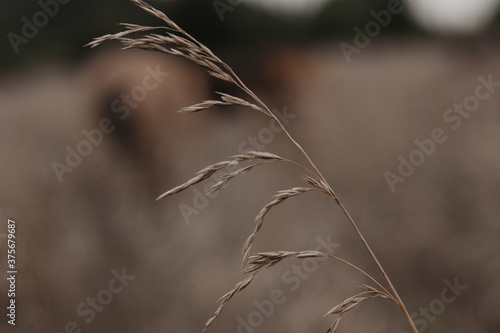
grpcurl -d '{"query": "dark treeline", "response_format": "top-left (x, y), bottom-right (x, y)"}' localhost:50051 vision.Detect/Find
top-left (1, 0), bottom-right (499, 69)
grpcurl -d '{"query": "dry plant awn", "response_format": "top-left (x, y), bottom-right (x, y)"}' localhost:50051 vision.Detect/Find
top-left (88, 1), bottom-right (419, 332)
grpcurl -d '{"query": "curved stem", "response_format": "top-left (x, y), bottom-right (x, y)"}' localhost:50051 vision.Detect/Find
top-left (222, 50), bottom-right (418, 333)
top-left (325, 254), bottom-right (395, 303)
top-left (239, 87), bottom-right (418, 333)
top-left (332, 198), bottom-right (418, 333)
top-left (208, 51), bottom-right (418, 333)
top-left (280, 158), bottom-right (317, 178)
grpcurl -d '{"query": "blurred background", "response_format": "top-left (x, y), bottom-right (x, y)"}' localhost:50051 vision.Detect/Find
top-left (1, 0), bottom-right (500, 332)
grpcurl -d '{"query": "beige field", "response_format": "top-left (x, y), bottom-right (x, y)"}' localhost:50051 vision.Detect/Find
top-left (1, 34), bottom-right (499, 332)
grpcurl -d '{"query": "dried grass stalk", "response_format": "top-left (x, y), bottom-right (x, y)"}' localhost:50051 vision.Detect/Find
top-left (218, 92), bottom-right (265, 113)
top-left (303, 174), bottom-right (331, 194)
top-left (325, 293), bottom-right (375, 315)
top-left (327, 316), bottom-right (342, 333)
top-left (156, 161), bottom-right (232, 200)
top-left (242, 187), bottom-right (318, 267)
top-left (204, 250), bottom-right (336, 332)
top-left (178, 100), bottom-right (230, 113)
top-left (208, 162), bottom-right (268, 194)
top-left (203, 273), bottom-right (257, 332)
top-left (233, 151), bottom-right (283, 162)
top-left (156, 151), bottom-right (287, 200)
top-left (324, 285), bottom-right (391, 332)
top-left (243, 250), bottom-right (331, 274)
top-left (90, 2), bottom-right (419, 333)
top-left (204, 251), bottom-right (392, 332)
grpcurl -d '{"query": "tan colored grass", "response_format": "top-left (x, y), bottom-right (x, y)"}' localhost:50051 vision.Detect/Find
top-left (89, 1), bottom-right (419, 333)
top-left (241, 188), bottom-right (319, 267)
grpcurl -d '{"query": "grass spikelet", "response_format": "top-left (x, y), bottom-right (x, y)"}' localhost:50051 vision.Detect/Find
top-left (327, 316), bottom-right (342, 333)
top-left (157, 151), bottom-right (288, 200)
top-left (324, 286), bottom-right (391, 332)
top-left (204, 250), bottom-right (333, 332)
top-left (178, 100), bottom-right (230, 113)
top-left (242, 187), bottom-right (317, 267)
top-left (207, 163), bottom-right (269, 195)
top-left (202, 273), bottom-right (257, 333)
top-left (91, 2), bottom-right (420, 333)
top-left (156, 161), bottom-right (232, 200)
top-left (243, 250), bottom-right (331, 274)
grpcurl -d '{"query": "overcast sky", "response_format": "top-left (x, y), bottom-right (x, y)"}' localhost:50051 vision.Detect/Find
top-left (248, 0), bottom-right (500, 34)
top-left (406, 0), bottom-right (500, 34)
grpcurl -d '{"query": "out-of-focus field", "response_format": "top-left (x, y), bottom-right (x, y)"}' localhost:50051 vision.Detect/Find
top-left (1, 36), bottom-right (499, 333)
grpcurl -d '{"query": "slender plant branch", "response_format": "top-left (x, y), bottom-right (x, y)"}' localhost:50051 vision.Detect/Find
top-left (325, 254), bottom-right (396, 303)
top-left (236, 55), bottom-right (419, 333)
top-left (89, 1), bottom-right (418, 331)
